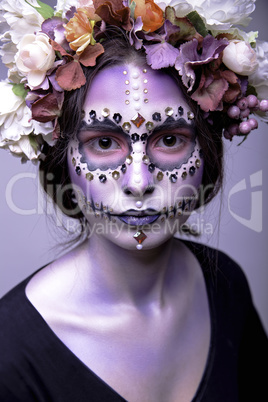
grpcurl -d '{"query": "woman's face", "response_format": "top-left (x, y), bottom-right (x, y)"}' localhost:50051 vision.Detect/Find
top-left (67, 64), bottom-right (203, 250)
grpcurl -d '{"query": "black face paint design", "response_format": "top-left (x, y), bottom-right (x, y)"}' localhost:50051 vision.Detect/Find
top-left (146, 117), bottom-right (196, 172)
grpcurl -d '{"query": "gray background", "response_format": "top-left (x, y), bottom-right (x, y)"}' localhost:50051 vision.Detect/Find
top-left (0, 0), bottom-right (267, 332)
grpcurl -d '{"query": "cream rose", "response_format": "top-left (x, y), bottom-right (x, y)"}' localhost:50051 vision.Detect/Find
top-left (15, 33), bottom-right (55, 88)
top-left (222, 40), bottom-right (258, 76)
top-left (0, 80), bottom-right (53, 154)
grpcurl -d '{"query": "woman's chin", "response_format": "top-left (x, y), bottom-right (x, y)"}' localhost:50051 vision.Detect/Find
top-left (88, 218), bottom-right (185, 251)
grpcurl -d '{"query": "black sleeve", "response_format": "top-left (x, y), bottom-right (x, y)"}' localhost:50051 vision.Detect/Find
top-left (238, 302), bottom-right (268, 400)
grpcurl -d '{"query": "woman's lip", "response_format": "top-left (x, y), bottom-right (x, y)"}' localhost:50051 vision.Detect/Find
top-left (119, 208), bottom-right (159, 217)
top-left (118, 214), bottom-right (160, 226)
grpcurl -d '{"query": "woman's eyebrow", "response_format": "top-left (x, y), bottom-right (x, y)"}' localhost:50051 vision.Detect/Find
top-left (151, 117), bottom-right (196, 136)
top-left (79, 118), bottom-right (125, 134)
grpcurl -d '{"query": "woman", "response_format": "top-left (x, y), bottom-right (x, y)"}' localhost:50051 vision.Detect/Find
top-left (0, 0), bottom-right (267, 401)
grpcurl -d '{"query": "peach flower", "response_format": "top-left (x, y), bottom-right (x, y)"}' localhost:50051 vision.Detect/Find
top-left (64, 7), bottom-right (100, 54)
top-left (134, 0), bottom-right (164, 32)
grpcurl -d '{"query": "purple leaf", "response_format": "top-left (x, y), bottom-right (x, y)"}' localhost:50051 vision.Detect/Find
top-left (129, 16), bottom-right (143, 50)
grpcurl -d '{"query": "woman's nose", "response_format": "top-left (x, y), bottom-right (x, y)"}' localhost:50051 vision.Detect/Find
top-left (121, 159), bottom-right (155, 197)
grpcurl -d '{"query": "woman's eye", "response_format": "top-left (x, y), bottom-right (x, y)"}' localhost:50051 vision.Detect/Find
top-left (88, 136), bottom-right (121, 152)
top-left (99, 137), bottom-right (112, 149)
top-left (155, 135), bottom-right (184, 149)
top-left (163, 135), bottom-right (177, 147)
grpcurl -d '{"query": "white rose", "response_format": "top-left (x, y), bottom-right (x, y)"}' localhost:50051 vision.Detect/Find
top-left (2, 136), bottom-right (42, 161)
top-left (0, 0), bottom-right (44, 45)
top-left (249, 41), bottom-right (268, 98)
top-left (15, 33), bottom-right (55, 88)
top-left (0, 0), bottom-right (45, 79)
top-left (222, 40), bottom-right (258, 76)
top-left (0, 80), bottom-right (53, 144)
top-left (156, 0), bottom-right (256, 31)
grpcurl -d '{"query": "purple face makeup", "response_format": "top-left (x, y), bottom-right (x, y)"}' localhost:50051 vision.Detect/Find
top-left (67, 64), bottom-right (204, 250)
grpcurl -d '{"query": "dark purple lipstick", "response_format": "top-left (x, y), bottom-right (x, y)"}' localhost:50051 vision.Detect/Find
top-left (117, 208), bottom-right (160, 226)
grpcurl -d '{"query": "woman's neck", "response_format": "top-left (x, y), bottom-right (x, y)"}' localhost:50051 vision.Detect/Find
top-left (65, 234), bottom-right (187, 312)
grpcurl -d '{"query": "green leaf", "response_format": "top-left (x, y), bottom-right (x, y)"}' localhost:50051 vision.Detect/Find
top-left (246, 85), bottom-right (258, 97)
top-left (237, 134), bottom-right (249, 146)
top-left (130, 1), bottom-right (136, 20)
top-left (12, 83), bottom-right (28, 99)
top-left (25, 0), bottom-right (54, 19)
top-left (186, 11), bottom-right (208, 37)
top-left (28, 134), bottom-right (39, 154)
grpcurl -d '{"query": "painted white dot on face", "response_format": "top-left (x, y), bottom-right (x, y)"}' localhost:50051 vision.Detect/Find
top-left (132, 82), bottom-right (139, 90)
top-left (134, 175), bottom-right (141, 183)
top-left (134, 165), bottom-right (141, 174)
top-left (132, 71), bottom-right (140, 79)
top-left (133, 154), bottom-right (142, 163)
top-left (134, 143), bottom-right (142, 153)
top-left (133, 93), bottom-right (140, 101)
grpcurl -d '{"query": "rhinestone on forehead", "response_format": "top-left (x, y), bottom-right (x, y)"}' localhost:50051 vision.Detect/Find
top-left (141, 133), bottom-right (148, 141)
top-left (178, 106), bottom-right (184, 116)
top-left (122, 122), bottom-right (131, 132)
top-left (102, 108), bottom-right (110, 117)
top-left (152, 112), bottom-right (161, 121)
top-left (131, 113), bottom-right (145, 128)
top-left (165, 107), bottom-right (174, 116)
top-left (131, 133), bottom-right (140, 142)
top-left (113, 113), bottom-right (122, 123)
top-left (89, 110), bottom-right (96, 119)
top-left (145, 121), bottom-right (154, 131)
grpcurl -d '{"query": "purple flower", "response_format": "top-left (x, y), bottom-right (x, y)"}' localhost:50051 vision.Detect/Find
top-left (145, 41), bottom-right (180, 69)
top-left (175, 35), bottom-right (229, 91)
top-left (42, 17), bottom-right (69, 52)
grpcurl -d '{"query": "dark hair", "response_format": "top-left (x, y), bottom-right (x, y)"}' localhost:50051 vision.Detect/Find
top-left (40, 27), bottom-right (223, 233)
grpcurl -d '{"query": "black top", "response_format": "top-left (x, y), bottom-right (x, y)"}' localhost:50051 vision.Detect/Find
top-left (0, 241), bottom-right (267, 402)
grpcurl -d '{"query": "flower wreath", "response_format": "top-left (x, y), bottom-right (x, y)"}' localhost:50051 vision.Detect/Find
top-left (0, 0), bottom-right (267, 161)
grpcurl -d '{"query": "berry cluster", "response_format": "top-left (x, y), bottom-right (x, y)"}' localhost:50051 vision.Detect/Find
top-left (224, 95), bottom-right (268, 140)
